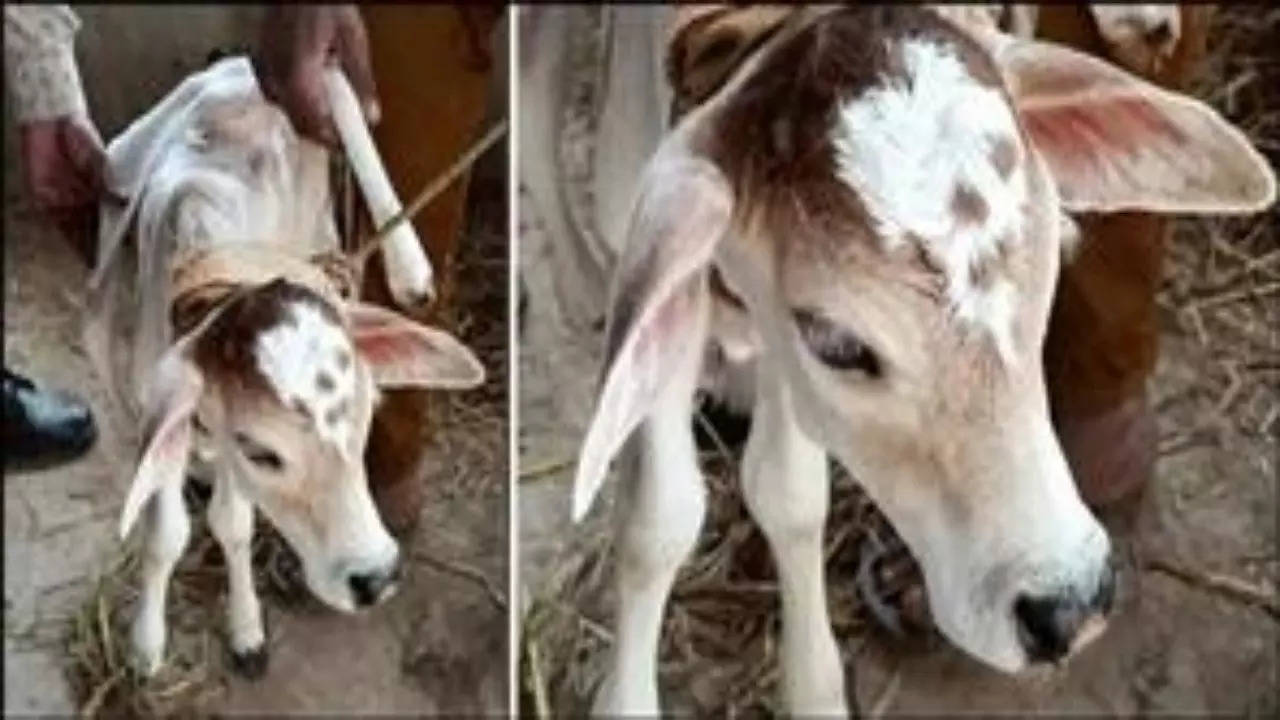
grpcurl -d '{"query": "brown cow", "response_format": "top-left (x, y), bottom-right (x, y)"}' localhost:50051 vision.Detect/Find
top-left (1037, 5), bottom-right (1217, 523)
top-left (359, 5), bottom-right (502, 533)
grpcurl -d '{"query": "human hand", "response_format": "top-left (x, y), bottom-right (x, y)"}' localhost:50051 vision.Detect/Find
top-left (252, 5), bottom-right (380, 147)
top-left (19, 117), bottom-right (107, 265)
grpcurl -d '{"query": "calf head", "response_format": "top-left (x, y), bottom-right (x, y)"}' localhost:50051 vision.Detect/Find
top-left (576, 7), bottom-right (1273, 672)
top-left (120, 279), bottom-right (484, 612)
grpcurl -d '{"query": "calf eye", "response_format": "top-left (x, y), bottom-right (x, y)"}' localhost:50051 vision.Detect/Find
top-left (793, 308), bottom-right (882, 377)
top-left (233, 432), bottom-right (285, 472)
top-left (247, 449), bottom-right (284, 472)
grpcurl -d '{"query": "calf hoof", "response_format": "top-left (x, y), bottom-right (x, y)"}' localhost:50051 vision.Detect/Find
top-left (129, 615), bottom-right (165, 678)
top-left (129, 647), bottom-right (163, 679)
top-left (230, 644), bottom-right (269, 680)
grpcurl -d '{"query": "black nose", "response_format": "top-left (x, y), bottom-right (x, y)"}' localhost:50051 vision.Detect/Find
top-left (1015, 562), bottom-right (1116, 664)
top-left (1014, 593), bottom-right (1078, 663)
top-left (348, 564), bottom-right (401, 607)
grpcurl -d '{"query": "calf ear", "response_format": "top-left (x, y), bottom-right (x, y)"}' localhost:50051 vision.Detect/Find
top-left (119, 348), bottom-right (204, 540)
top-left (346, 303), bottom-right (485, 390)
top-left (572, 151), bottom-right (733, 521)
top-left (993, 36), bottom-right (1276, 214)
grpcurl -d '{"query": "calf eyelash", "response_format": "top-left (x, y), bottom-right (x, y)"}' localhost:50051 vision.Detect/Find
top-left (793, 308), bottom-right (883, 377)
top-left (233, 432), bottom-right (285, 472)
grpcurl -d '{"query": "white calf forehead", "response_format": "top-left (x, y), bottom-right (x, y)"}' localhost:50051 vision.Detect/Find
top-left (254, 300), bottom-right (357, 451)
top-left (831, 38), bottom-right (1026, 361)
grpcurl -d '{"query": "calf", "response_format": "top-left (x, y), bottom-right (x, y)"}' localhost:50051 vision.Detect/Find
top-left (89, 56), bottom-right (485, 677)
top-left (525, 6), bottom-right (1274, 715)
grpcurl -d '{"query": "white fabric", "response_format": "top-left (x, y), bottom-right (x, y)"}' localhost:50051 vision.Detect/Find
top-left (86, 56), bottom-right (336, 419)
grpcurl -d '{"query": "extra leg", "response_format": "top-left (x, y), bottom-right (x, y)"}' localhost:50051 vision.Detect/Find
top-left (742, 365), bottom-right (847, 715)
top-left (594, 391), bottom-right (706, 714)
top-left (130, 478), bottom-right (190, 676)
top-left (594, 312), bottom-right (709, 715)
top-left (206, 472), bottom-right (267, 677)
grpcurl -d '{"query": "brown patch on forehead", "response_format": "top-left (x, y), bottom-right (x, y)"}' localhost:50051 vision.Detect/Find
top-left (951, 183), bottom-right (990, 226)
top-left (192, 278), bottom-right (343, 397)
top-left (990, 136), bottom-right (1019, 180)
top-left (700, 6), bottom-right (1009, 252)
top-left (316, 371), bottom-right (336, 393)
top-left (290, 397), bottom-right (312, 422)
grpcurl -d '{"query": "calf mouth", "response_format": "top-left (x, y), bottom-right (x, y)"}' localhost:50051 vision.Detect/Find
top-left (347, 563), bottom-right (404, 609)
top-left (343, 558), bottom-right (401, 607)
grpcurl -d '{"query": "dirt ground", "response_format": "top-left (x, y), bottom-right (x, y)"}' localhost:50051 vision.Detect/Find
top-left (4, 7), bottom-right (509, 716)
top-left (517, 7), bottom-right (1278, 717)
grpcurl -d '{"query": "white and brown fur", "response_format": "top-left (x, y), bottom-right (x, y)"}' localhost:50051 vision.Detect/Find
top-left (522, 5), bottom-right (1275, 715)
top-left (98, 56), bottom-right (485, 678)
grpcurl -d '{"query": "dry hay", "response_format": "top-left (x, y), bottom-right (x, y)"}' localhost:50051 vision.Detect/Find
top-left (65, 141), bottom-right (510, 719)
top-left (519, 6), bottom-right (1279, 716)
top-left (65, 488), bottom-right (318, 719)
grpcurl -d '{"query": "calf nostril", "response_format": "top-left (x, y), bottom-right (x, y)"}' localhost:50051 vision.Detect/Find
top-left (348, 571), bottom-right (389, 607)
top-left (1014, 594), bottom-right (1077, 664)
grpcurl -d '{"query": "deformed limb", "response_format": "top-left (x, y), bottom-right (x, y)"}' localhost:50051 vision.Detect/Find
top-left (594, 374), bottom-right (708, 715)
top-left (206, 469), bottom-right (267, 678)
top-left (129, 478), bottom-right (190, 677)
top-left (741, 363), bottom-right (848, 716)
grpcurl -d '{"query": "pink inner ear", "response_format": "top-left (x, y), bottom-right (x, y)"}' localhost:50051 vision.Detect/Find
top-left (348, 303), bottom-right (483, 388)
top-left (149, 419), bottom-right (193, 472)
top-left (1023, 94), bottom-right (1185, 176)
top-left (1004, 35), bottom-right (1275, 214)
top-left (573, 277), bottom-right (705, 520)
top-left (348, 303), bottom-right (419, 368)
top-left (352, 328), bottom-right (404, 366)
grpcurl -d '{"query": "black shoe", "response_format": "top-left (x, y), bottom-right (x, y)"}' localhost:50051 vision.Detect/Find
top-left (3, 368), bottom-right (97, 472)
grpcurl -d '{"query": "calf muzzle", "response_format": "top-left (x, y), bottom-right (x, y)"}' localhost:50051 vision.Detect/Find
top-left (348, 561), bottom-right (403, 608)
top-left (1013, 557), bottom-right (1117, 664)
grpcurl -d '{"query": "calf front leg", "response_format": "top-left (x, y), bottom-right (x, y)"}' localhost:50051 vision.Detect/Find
top-left (131, 479), bottom-right (190, 676)
top-left (742, 366), bottom-right (847, 715)
top-left (207, 472), bottom-right (267, 677)
top-left (594, 362), bottom-right (706, 714)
